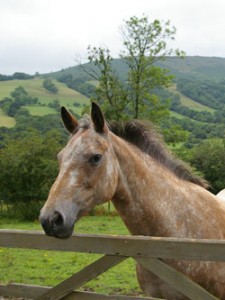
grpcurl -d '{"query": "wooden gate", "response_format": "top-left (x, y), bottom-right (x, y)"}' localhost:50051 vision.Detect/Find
top-left (0, 229), bottom-right (225, 299)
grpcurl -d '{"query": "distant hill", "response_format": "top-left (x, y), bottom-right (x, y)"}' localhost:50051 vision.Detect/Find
top-left (49, 56), bottom-right (225, 82)
top-left (46, 55), bottom-right (225, 122)
top-left (1, 56), bottom-right (225, 133)
top-left (156, 56), bottom-right (225, 81)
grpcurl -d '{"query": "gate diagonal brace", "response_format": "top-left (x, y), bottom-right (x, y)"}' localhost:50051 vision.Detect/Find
top-left (135, 257), bottom-right (219, 300)
top-left (35, 254), bottom-right (126, 300)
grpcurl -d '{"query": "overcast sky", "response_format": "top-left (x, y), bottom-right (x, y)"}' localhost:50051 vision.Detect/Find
top-left (1, 0), bottom-right (225, 75)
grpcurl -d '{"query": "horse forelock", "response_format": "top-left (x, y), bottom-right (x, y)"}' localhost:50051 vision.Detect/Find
top-left (109, 120), bottom-right (208, 189)
top-left (69, 114), bottom-right (91, 135)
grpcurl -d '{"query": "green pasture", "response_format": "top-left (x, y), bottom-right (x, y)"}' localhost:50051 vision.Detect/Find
top-left (0, 78), bottom-right (90, 125)
top-left (169, 111), bottom-right (205, 123)
top-left (0, 109), bottom-right (16, 127)
top-left (25, 105), bottom-right (56, 116)
top-left (170, 111), bottom-right (186, 119)
top-left (87, 80), bottom-right (99, 86)
top-left (0, 215), bottom-right (143, 297)
top-left (0, 78), bottom-right (89, 128)
top-left (0, 78), bottom-right (89, 107)
top-left (169, 85), bottom-right (214, 113)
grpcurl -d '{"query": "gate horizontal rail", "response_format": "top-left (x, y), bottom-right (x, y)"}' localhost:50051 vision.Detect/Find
top-left (1, 229), bottom-right (225, 261)
top-left (0, 283), bottom-right (158, 300)
top-left (0, 229), bottom-right (224, 300)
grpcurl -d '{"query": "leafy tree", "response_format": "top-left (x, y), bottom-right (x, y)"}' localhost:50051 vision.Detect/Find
top-left (0, 97), bottom-right (13, 115)
top-left (190, 138), bottom-right (225, 193)
top-left (0, 130), bottom-right (61, 204)
top-left (0, 72), bottom-right (33, 81)
top-left (162, 123), bottom-right (189, 146)
top-left (86, 47), bottom-right (128, 120)
top-left (121, 16), bottom-right (184, 119)
top-left (87, 15), bottom-right (184, 121)
top-left (48, 99), bottom-right (60, 110)
top-left (177, 79), bottom-right (225, 110)
top-left (0, 86), bottom-right (39, 117)
top-left (43, 78), bottom-right (58, 93)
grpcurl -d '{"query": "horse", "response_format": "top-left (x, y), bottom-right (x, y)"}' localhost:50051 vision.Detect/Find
top-left (217, 189), bottom-right (225, 202)
top-left (39, 102), bottom-right (225, 299)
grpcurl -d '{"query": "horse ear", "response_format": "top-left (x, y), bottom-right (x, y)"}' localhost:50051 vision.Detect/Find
top-left (91, 102), bottom-right (105, 133)
top-left (61, 107), bottom-right (78, 133)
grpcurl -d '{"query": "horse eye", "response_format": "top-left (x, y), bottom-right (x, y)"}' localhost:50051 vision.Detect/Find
top-left (89, 154), bottom-right (102, 165)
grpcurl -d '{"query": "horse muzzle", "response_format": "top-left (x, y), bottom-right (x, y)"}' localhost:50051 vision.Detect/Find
top-left (39, 210), bottom-right (75, 239)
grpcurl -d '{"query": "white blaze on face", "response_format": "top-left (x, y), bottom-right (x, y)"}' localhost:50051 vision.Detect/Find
top-left (56, 134), bottom-right (85, 187)
top-left (68, 170), bottom-right (79, 187)
top-left (41, 134), bottom-right (84, 214)
top-left (106, 156), bottom-right (114, 177)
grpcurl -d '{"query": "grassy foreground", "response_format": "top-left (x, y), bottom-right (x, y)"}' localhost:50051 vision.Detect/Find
top-left (0, 215), bottom-right (143, 296)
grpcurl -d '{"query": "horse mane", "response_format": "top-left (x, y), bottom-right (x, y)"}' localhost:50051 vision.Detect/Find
top-left (109, 120), bottom-right (209, 189)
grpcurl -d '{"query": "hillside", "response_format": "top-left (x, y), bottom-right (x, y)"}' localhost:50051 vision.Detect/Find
top-left (47, 55), bottom-right (225, 123)
top-left (49, 56), bottom-right (225, 121)
top-left (0, 78), bottom-right (89, 108)
top-left (50, 56), bottom-right (225, 82)
top-left (0, 78), bottom-right (89, 127)
top-left (1, 56), bottom-right (225, 136)
top-left (168, 85), bottom-right (214, 113)
top-left (156, 56), bottom-right (225, 81)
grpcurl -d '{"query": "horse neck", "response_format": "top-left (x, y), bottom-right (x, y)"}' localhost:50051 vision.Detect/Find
top-left (110, 134), bottom-right (225, 240)
top-left (111, 133), bottom-right (178, 237)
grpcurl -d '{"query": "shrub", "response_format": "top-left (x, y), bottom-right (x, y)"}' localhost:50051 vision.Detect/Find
top-left (190, 138), bottom-right (225, 193)
top-left (43, 79), bottom-right (58, 93)
top-left (0, 130), bottom-right (61, 205)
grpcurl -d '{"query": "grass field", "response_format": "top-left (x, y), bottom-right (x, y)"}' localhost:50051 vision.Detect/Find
top-left (25, 105), bottom-right (56, 116)
top-left (0, 78), bottom-right (89, 107)
top-left (0, 215), bottom-right (143, 297)
top-left (0, 78), bottom-right (90, 125)
top-left (169, 85), bottom-right (214, 113)
top-left (170, 111), bottom-right (187, 120)
top-left (0, 109), bottom-right (16, 127)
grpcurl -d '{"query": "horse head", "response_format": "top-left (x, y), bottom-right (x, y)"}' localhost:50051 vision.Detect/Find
top-left (39, 103), bottom-right (119, 238)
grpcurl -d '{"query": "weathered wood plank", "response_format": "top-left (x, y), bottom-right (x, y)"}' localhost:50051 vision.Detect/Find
top-left (0, 283), bottom-right (46, 298)
top-left (63, 291), bottom-right (161, 300)
top-left (35, 255), bottom-right (126, 300)
top-left (135, 257), bottom-right (219, 300)
top-left (0, 284), bottom-right (160, 300)
top-left (0, 229), bottom-right (225, 262)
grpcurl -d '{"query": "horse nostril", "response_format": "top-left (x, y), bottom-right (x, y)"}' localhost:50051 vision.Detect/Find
top-left (40, 210), bottom-right (74, 239)
top-left (52, 211), bottom-right (64, 227)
